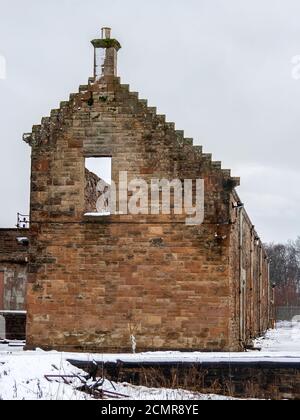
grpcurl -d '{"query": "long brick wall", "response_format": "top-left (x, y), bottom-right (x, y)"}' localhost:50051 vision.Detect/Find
top-left (229, 194), bottom-right (271, 348)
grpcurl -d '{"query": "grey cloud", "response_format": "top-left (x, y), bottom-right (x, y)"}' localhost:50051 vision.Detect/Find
top-left (1, 0), bottom-right (300, 242)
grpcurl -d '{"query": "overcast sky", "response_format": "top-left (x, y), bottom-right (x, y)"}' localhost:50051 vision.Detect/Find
top-left (0, 0), bottom-right (300, 243)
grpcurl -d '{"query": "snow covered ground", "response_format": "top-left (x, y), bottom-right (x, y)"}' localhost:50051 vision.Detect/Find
top-left (254, 320), bottom-right (300, 353)
top-left (0, 351), bottom-right (236, 400)
top-left (0, 321), bottom-right (299, 400)
top-left (0, 351), bottom-right (89, 400)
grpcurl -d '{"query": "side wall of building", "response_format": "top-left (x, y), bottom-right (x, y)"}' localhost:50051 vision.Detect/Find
top-left (228, 193), bottom-right (270, 348)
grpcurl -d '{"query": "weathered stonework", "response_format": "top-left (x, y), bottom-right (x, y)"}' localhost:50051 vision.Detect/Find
top-left (23, 30), bottom-right (271, 352)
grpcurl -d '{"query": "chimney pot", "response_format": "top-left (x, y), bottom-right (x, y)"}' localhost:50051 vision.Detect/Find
top-left (102, 27), bottom-right (111, 39)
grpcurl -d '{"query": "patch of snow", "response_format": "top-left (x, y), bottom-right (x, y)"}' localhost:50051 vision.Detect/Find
top-left (253, 321), bottom-right (300, 353)
top-left (0, 311), bottom-right (27, 315)
top-left (84, 212), bottom-right (111, 217)
top-left (0, 353), bottom-right (90, 400)
top-left (16, 237), bottom-right (29, 243)
top-left (68, 352), bottom-right (300, 364)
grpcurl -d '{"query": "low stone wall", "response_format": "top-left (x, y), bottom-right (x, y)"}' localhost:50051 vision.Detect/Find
top-left (69, 359), bottom-right (300, 400)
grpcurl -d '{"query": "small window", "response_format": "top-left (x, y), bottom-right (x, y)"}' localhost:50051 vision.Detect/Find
top-left (85, 157), bottom-right (112, 216)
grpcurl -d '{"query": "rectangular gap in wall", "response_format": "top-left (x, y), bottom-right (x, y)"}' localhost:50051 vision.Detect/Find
top-left (85, 157), bottom-right (112, 216)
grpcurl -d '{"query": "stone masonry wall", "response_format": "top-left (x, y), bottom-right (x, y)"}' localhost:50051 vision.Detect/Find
top-left (24, 74), bottom-right (269, 352)
top-left (228, 194), bottom-right (270, 348)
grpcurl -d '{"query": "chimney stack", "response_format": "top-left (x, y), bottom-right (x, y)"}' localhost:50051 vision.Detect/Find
top-left (91, 28), bottom-right (121, 79)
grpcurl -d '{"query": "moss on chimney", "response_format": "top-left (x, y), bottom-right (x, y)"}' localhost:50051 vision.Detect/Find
top-left (91, 39), bottom-right (122, 50)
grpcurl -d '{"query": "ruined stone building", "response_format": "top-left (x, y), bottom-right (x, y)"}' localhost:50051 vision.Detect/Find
top-left (0, 28), bottom-right (271, 351)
